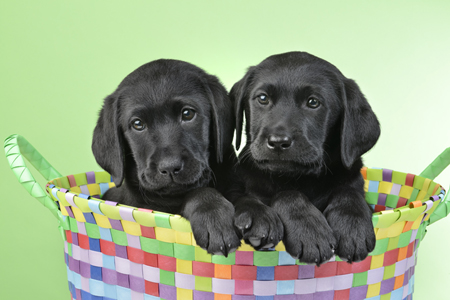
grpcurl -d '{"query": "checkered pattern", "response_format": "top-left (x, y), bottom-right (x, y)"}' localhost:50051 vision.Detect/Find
top-left (45, 169), bottom-right (445, 299)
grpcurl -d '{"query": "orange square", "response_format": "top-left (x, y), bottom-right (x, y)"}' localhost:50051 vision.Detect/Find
top-left (394, 274), bottom-right (405, 290)
top-left (397, 246), bottom-right (408, 261)
top-left (402, 221), bottom-right (414, 233)
top-left (215, 294), bottom-right (232, 300)
top-left (215, 264), bottom-right (232, 279)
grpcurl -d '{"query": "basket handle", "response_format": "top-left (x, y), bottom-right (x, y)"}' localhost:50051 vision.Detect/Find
top-left (419, 147), bottom-right (450, 225)
top-left (4, 134), bottom-right (63, 222)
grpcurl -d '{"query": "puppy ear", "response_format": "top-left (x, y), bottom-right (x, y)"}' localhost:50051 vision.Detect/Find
top-left (92, 93), bottom-right (125, 186)
top-left (229, 67), bottom-right (255, 150)
top-left (340, 79), bottom-right (380, 168)
top-left (204, 75), bottom-right (234, 163)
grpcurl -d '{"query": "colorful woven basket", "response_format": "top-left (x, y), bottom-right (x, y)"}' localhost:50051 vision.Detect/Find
top-left (4, 134), bottom-right (450, 300)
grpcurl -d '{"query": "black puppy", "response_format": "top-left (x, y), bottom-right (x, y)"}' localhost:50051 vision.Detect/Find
top-left (229, 51), bottom-right (380, 264)
top-left (92, 59), bottom-right (240, 256)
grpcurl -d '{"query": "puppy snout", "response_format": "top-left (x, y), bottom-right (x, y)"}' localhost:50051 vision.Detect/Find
top-left (267, 134), bottom-right (293, 150)
top-left (158, 158), bottom-right (184, 176)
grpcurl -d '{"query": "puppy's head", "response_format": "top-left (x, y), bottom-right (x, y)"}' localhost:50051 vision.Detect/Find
top-left (92, 59), bottom-right (233, 196)
top-left (231, 51), bottom-right (380, 174)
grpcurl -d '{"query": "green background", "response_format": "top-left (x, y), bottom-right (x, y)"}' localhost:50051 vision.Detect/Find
top-left (1, 1), bottom-right (450, 299)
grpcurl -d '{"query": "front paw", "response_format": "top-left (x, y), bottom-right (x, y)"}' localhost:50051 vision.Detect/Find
top-left (326, 211), bottom-right (375, 263)
top-left (234, 203), bottom-right (284, 250)
top-left (282, 212), bottom-right (336, 265)
top-left (189, 201), bottom-right (241, 257)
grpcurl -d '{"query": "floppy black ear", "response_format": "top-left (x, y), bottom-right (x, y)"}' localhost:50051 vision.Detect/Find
top-left (92, 94), bottom-right (125, 186)
top-left (203, 75), bottom-right (234, 163)
top-left (229, 67), bottom-right (255, 150)
top-left (340, 78), bottom-right (380, 169)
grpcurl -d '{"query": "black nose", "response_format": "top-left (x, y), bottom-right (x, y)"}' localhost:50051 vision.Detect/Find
top-left (158, 158), bottom-right (184, 176)
top-left (267, 134), bottom-right (292, 150)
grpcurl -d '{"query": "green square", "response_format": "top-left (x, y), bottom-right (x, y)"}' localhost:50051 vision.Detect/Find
top-left (352, 271), bottom-right (368, 287)
top-left (413, 176), bottom-right (425, 190)
top-left (253, 251), bottom-right (278, 266)
top-left (59, 176), bottom-right (71, 189)
top-left (95, 171), bottom-right (111, 184)
top-left (140, 236), bottom-right (158, 254)
top-left (370, 238), bottom-right (388, 256)
top-left (397, 231), bottom-right (412, 248)
top-left (110, 229), bottom-right (128, 246)
top-left (154, 213), bottom-right (172, 229)
top-left (296, 260), bottom-right (308, 265)
top-left (195, 276), bottom-right (212, 292)
top-left (385, 195), bottom-right (399, 209)
top-left (158, 241), bottom-right (174, 257)
top-left (69, 217), bottom-right (78, 233)
top-left (195, 247), bottom-right (211, 263)
top-left (365, 192), bottom-right (379, 205)
top-left (174, 243), bottom-right (195, 261)
top-left (73, 173), bottom-right (88, 186)
top-left (85, 222), bottom-right (101, 239)
top-left (407, 189), bottom-right (419, 203)
top-left (334, 256), bottom-right (344, 262)
top-left (380, 293), bottom-right (391, 300)
top-left (392, 171), bottom-right (407, 185)
top-left (387, 236), bottom-right (400, 251)
top-left (212, 252), bottom-right (236, 265)
top-left (160, 269), bottom-right (175, 286)
top-left (383, 264), bottom-right (396, 280)
top-left (67, 243), bottom-right (72, 257)
top-left (61, 216), bottom-right (70, 230)
top-left (416, 224), bottom-right (427, 242)
top-left (367, 169), bottom-right (383, 181)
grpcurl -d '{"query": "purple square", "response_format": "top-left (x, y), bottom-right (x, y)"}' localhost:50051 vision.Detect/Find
top-left (193, 290), bottom-right (214, 300)
top-left (130, 275), bottom-right (145, 293)
top-left (377, 193), bottom-right (387, 206)
top-left (109, 218), bottom-right (124, 231)
top-left (274, 295), bottom-right (297, 300)
top-left (349, 285), bottom-right (368, 300)
top-left (115, 244), bottom-right (128, 258)
top-left (382, 169), bottom-right (393, 182)
top-left (232, 296), bottom-right (255, 300)
top-left (313, 291), bottom-right (335, 300)
top-left (79, 261), bottom-right (91, 278)
top-left (117, 272), bottom-right (130, 288)
top-left (298, 265), bottom-right (315, 279)
top-left (69, 256), bottom-right (80, 273)
top-left (367, 268), bottom-right (384, 284)
top-left (159, 284), bottom-right (177, 300)
top-left (380, 277), bottom-right (395, 294)
top-left (71, 232), bottom-right (79, 246)
top-left (102, 268), bottom-right (117, 285)
top-left (296, 294), bottom-right (313, 300)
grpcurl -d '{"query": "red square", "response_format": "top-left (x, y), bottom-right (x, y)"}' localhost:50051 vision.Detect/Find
top-left (337, 261), bottom-right (353, 275)
top-left (100, 239), bottom-right (116, 256)
top-left (315, 262), bottom-right (337, 278)
top-left (144, 252), bottom-right (158, 267)
top-left (232, 265), bottom-right (257, 280)
top-left (235, 280), bottom-right (253, 295)
top-left (141, 225), bottom-right (156, 239)
top-left (145, 280), bottom-right (159, 296)
top-left (383, 248), bottom-right (399, 266)
top-left (405, 174), bottom-right (415, 187)
top-left (192, 261), bottom-right (215, 277)
top-left (127, 246), bottom-right (144, 264)
top-left (158, 255), bottom-right (176, 272)
top-left (66, 230), bottom-right (73, 244)
top-left (78, 233), bottom-right (90, 250)
top-left (274, 265), bottom-right (299, 280)
top-left (406, 242), bottom-right (415, 258)
top-left (374, 205), bottom-right (386, 213)
top-left (235, 251), bottom-right (254, 265)
top-left (352, 256), bottom-right (372, 273)
top-left (334, 289), bottom-right (350, 299)
top-left (397, 197), bottom-right (408, 208)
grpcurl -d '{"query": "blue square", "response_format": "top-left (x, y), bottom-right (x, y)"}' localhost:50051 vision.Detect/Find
top-left (73, 272), bottom-right (82, 290)
top-left (277, 280), bottom-right (295, 295)
top-left (99, 226), bottom-right (113, 241)
top-left (104, 283), bottom-right (117, 299)
top-left (116, 286), bottom-right (132, 300)
top-left (89, 278), bottom-right (105, 297)
top-left (81, 290), bottom-right (92, 300)
top-left (278, 251), bottom-right (296, 265)
top-left (368, 181), bottom-right (380, 193)
top-left (102, 254), bottom-right (115, 270)
top-left (256, 297), bottom-right (274, 300)
top-left (99, 183), bottom-right (111, 195)
top-left (89, 238), bottom-right (101, 252)
top-left (84, 212), bottom-right (97, 224)
top-left (257, 266), bottom-right (275, 280)
top-left (91, 265), bottom-right (102, 281)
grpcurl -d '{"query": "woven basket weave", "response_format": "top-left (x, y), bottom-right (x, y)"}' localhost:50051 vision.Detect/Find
top-left (5, 134), bottom-right (450, 300)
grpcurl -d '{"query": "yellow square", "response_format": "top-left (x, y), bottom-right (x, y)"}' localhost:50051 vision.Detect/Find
top-left (177, 287), bottom-right (193, 300)
top-left (387, 236), bottom-right (400, 251)
top-left (399, 185), bottom-right (414, 199)
top-left (122, 219), bottom-right (141, 236)
top-left (370, 254), bottom-right (384, 269)
top-left (70, 186), bottom-right (82, 194)
top-left (411, 215), bottom-right (423, 230)
top-left (93, 213), bottom-right (112, 228)
top-left (387, 221), bottom-right (405, 238)
top-left (364, 180), bottom-right (369, 193)
top-left (60, 205), bottom-right (69, 216)
top-left (237, 243), bottom-right (255, 251)
top-left (177, 259), bottom-right (193, 274)
top-left (376, 227), bottom-right (389, 240)
top-left (72, 206), bottom-right (86, 222)
top-left (176, 231), bottom-right (193, 245)
top-left (274, 241), bottom-right (286, 251)
top-left (155, 227), bottom-right (176, 243)
top-left (366, 282), bottom-right (381, 298)
top-left (378, 182), bottom-right (393, 195)
top-left (87, 183), bottom-right (101, 196)
top-left (56, 191), bottom-right (70, 206)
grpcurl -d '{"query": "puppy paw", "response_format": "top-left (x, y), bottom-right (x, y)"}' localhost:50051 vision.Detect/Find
top-left (282, 212), bottom-right (336, 265)
top-left (234, 203), bottom-right (284, 250)
top-left (326, 211), bottom-right (375, 263)
top-left (189, 201), bottom-right (241, 257)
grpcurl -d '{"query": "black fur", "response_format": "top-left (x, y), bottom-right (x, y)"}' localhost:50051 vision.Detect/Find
top-left (229, 52), bottom-right (380, 264)
top-left (92, 59), bottom-right (240, 256)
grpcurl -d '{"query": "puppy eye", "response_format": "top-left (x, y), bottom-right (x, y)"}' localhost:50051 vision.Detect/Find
top-left (257, 94), bottom-right (269, 105)
top-left (307, 97), bottom-right (320, 108)
top-left (181, 108), bottom-right (196, 121)
top-left (131, 119), bottom-right (145, 131)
